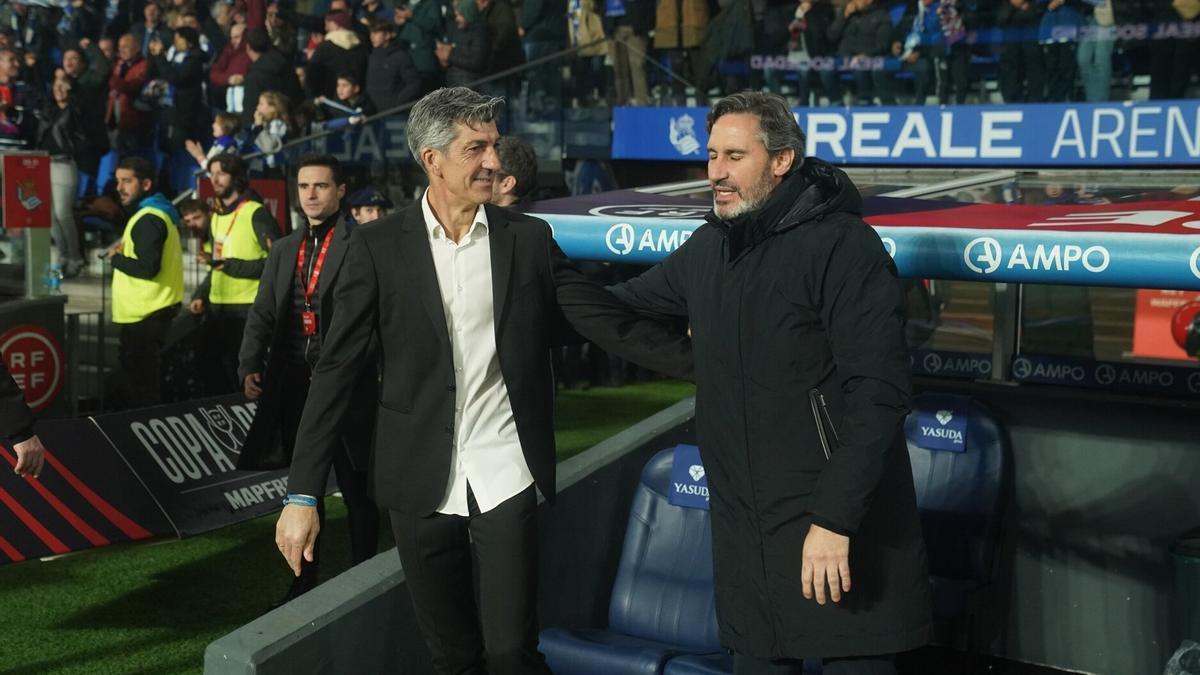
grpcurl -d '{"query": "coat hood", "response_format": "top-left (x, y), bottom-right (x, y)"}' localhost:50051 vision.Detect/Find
top-left (705, 156), bottom-right (863, 257)
top-left (326, 28), bottom-right (361, 50)
top-left (137, 193), bottom-right (182, 224)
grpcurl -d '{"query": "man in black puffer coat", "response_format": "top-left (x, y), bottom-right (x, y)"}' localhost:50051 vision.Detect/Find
top-left (611, 92), bottom-right (931, 675)
top-left (365, 19), bottom-right (422, 112)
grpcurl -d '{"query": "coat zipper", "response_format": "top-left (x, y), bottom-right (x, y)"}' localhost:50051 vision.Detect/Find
top-left (808, 387), bottom-right (840, 461)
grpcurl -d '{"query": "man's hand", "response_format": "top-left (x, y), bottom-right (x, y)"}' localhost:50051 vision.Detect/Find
top-left (905, 50), bottom-right (920, 63)
top-left (229, 73), bottom-right (244, 85)
top-left (105, 240), bottom-right (124, 258)
top-left (189, 298), bottom-right (205, 315)
top-left (276, 504), bottom-right (319, 576)
top-left (12, 435), bottom-right (46, 478)
top-left (801, 522), bottom-right (851, 605)
top-left (891, 40), bottom-right (902, 56)
top-left (244, 372), bottom-right (263, 400)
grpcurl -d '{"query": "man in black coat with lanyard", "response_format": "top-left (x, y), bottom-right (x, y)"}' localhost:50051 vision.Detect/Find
top-left (238, 155), bottom-right (380, 606)
top-left (0, 359), bottom-right (47, 479)
top-left (274, 87), bottom-right (692, 675)
top-left (610, 92), bottom-right (931, 674)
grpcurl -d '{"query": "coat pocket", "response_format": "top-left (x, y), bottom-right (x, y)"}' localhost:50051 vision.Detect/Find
top-left (808, 387), bottom-right (840, 461)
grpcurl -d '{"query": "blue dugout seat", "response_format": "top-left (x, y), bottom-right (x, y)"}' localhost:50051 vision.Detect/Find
top-left (539, 447), bottom-right (721, 675)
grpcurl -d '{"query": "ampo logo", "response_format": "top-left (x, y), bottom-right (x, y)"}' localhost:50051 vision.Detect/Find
top-left (923, 352), bottom-right (943, 372)
top-left (1095, 364), bottom-right (1117, 386)
top-left (964, 237), bottom-right (1002, 274)
top-left (589, 204), bottom-right (711, 220)
top-left (1191, 246), bottom-right (1200, 280)
top-left (880, 237), bottom-right (897, 258)
top-left (1188, 371), bottom-right (1200, 394)
top-left (1012, 357), bottom-right (1033, 380)
top-left (606, 223), bottom-right (635, 256)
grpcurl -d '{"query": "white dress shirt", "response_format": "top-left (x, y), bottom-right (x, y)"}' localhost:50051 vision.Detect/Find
top-left (423, 191), bottom-right (534, 516)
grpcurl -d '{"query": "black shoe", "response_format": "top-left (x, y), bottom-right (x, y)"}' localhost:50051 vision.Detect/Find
top-left (271, 571), bottom-right (318, 609)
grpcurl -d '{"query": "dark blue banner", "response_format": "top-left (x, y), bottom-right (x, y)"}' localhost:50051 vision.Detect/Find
top-left (612, 101), bottom-right (1200, 166)
top-left (910, 350), bottom-right (994, 379)
top-left (1010, 354), bottom-right (1200, 397)
top-left (668, 444), bottom-right (709, 510)
top-left (914, 394), bottom-right (971, 453)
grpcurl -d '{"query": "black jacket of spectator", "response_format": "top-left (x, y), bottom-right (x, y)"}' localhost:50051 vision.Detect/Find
top-left (305, 29), bottom-right (369, 100)
top-left (366, 41), bottom-right (423, 111)
top-left (482, 0), bottom-right (525, 73)
top-left (0, 359), bottom-right (34, 444)
top-left (242, 48), bottom-right (304, 125)
top-left (605, 0), bottom-right (656, 35)
top-left (56, 2), bottom-right (102, 52)
top-left (520, 0), bottom-right (566, 43)
top-left (151, 46), bottom-right (208, 150)
top-left (71, 44), bottom-right (112, 166)
top-left (994, 0), bottom-right (1042, 43)
top-left (131, 21), bottom-right (173, 55)
top-left (445, 20), bottom-right (491, 87)
top-left (797, 1), bottom-right (838, 57)
top-left (829, 1), bottom-right (894, 58)
top-left (35, 100), bottom-right (87, 158)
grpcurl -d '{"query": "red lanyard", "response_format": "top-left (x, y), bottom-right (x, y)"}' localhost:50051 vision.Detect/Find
top-left (296, 227), bottom-right (336, 310)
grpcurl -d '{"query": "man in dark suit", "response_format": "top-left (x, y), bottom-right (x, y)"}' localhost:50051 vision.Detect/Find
top-left (275, 87), bottom-right (691, 675)
top-left (239, 154), bottom-right (380, 606)
top-left (0, 358), bottom-right (47, 479)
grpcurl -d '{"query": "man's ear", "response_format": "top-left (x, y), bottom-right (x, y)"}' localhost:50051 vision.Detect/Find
top-left (773, 148), bottom-right (796, 178)
top-left (502, 174), bottom-right (518, 196)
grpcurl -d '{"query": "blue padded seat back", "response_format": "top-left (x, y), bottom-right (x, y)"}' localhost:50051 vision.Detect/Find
top-left (904, 395), bottom-right (1006, 585)
top-left (608, 447), bottom-right (721, 653)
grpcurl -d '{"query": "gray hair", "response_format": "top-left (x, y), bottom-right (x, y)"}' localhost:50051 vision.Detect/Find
top-left (406, 87), bottom-right (505, 168)
top-left (706, 91), bottom-right (805, 168)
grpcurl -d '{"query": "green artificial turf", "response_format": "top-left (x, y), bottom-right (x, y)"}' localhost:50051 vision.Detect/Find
top-left (0, 380), bottom-right (694, 675)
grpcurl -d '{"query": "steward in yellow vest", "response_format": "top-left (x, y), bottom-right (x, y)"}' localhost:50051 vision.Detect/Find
top-left (105, 157), bottom-right (184, 409)
top-left (190, 153), bottom-right (280, 395)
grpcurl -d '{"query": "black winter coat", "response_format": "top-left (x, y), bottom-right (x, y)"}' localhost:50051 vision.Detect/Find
top-left (444, 21), bottom-right (491, 87)
top-left (306, 29), bottom-right (370, 101)
top-left (611, 159), bottom-right (931, 659)
top-left (150, 48), bottom-right (208, 148)
top-left (242, 49), bottom-right (304, 126)
top-left (366, 42), bottom-right (423, 112)
top-left (829, 2), bottom-right (894, 57)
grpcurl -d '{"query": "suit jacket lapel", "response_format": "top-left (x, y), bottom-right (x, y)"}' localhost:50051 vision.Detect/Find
top-left (398, 204), bottom-right (451, 348)
top-left (317, 218), bottom-right (349, 308)
top-left (486, 204), bottom-right (514, 343)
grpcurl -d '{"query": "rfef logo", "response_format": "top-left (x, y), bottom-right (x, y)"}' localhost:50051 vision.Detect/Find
top-left (0, 325), bottom-right (64, 412)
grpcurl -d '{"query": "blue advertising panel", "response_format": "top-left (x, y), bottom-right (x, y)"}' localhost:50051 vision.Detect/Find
top-left (612, 101), bottom-right (1200, 167)
top-left (1010, 354), bottom-right (1200, 397)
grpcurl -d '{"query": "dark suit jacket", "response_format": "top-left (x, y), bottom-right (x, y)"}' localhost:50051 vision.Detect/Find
top-left (238, 217), bottom-right (377, 470)
top-left (0, 358), bottom-right (33, 443)
top-left (287, 202), bottom-right (692, 515)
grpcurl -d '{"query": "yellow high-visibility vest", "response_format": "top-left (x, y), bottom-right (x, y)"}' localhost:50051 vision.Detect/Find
top-left (112, 205), bottom-right (184, 324)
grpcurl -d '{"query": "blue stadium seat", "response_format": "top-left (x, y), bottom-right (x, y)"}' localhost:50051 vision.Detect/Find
top-left (904, 394), bottom-right (1008, 654)
top-left (539, 447), bottom-right (721, 675)
top-left (665, 652), bottom-right (824, 674)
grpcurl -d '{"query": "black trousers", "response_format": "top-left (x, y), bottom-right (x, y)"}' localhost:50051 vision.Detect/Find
top-left (734, 653), bottom-right (896, 675)
top-left (390, 485), bottom-right (551, 675)
top-left (999, 41), bottom-right (1045, 103)
top-left (198, 309), bottom-right (246, 396)
top-left (117, 306), bottom-right (176, 409)
top-left (279, 362), bottom-right (380, 569)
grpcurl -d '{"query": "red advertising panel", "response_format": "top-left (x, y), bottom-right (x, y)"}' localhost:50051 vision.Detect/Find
top-left (2, 153), bottom-right (51, 229)
top-left (0, 325), bottom-right (64, 413)
top-left (1132, 290), bottom-right (1200, 360)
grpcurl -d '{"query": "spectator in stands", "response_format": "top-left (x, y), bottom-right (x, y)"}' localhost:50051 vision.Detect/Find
top-left (1075, 0), bottom-right (1115, 101)
top-left (36, 78), bottom-right (87, 278)
top-left (475, 0), bottom-right (523, 99)
top-left (191, 153), bottom-right (279, 396)
top-left (306, 12), bottom-right (370, 101)
top-left (0, 48), bottom-right (39, 146)
top-left (654, 0), bottom-right (709, 104)
top-left (784, 0), bottom-right (840, 105)
top-left (610, 90), bottom-right (930, 675)
top-left (829, 0), bottom-right (897, 105)
top-left (242, 27), bottom-right (303, 127)
top-left (0, 356), bottom-right (50, 480)
top-left (0, 3), bottom-right (51, 64)
top-left (210, 22), bottom-right (251, 112)
top-left (1149, 0), bottom-right (1198, 100)
top-left (171, 12), bottom-right (217, 59)
top-left (315, 73), bottom-right (376, 128)
top-left (106, 34), bottom-right (152, 155)
top-left (520, 0), bottom-right (566, 110)
top-left (265, 3), bottom-right (296, 58)
top-left (492, 135), bottom-right (537, 208)
top-left (365, 18), bottom-right (422, 112)
top-left (61, 45), bottom-right (111, 196)
top-left (358, 0), bottom-right (395, 23)
top-left (604, 0), bottom-right (654, 105)
top-left (996, 0), bottom-right (1046, 102)
top-left (395, 0), bottom-right (445, 93)
top-left (567, 0), bottom-right (607, 106)
top-left (274, 89), bottom-right (690, 674)
top-left (1039, 0), bottom-right (1082, 101)
top-left (186, 111), bottom-right (242, 168)
top-left (347, 187), bottom-right (394, 225)
top-left (439, 1), bottom-right (491, 87)
top-left (148, 26), bottom-right (209, 157)
top-left (896, 0), bottom-right (972, 104)
top-left (131, 1), bottom-right (173, 57)
top-left (58, 0), bottom-right (103, 55)
top-left (242, 90), bottom-right (292, 167)
top-left (242, 154), bottom-right (381, 607)
top-left (104, 156), bottom-right (184, 410)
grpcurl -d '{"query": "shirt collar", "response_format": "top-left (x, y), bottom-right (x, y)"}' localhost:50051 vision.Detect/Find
top-left (421, 188), bottom-right (489, 242)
